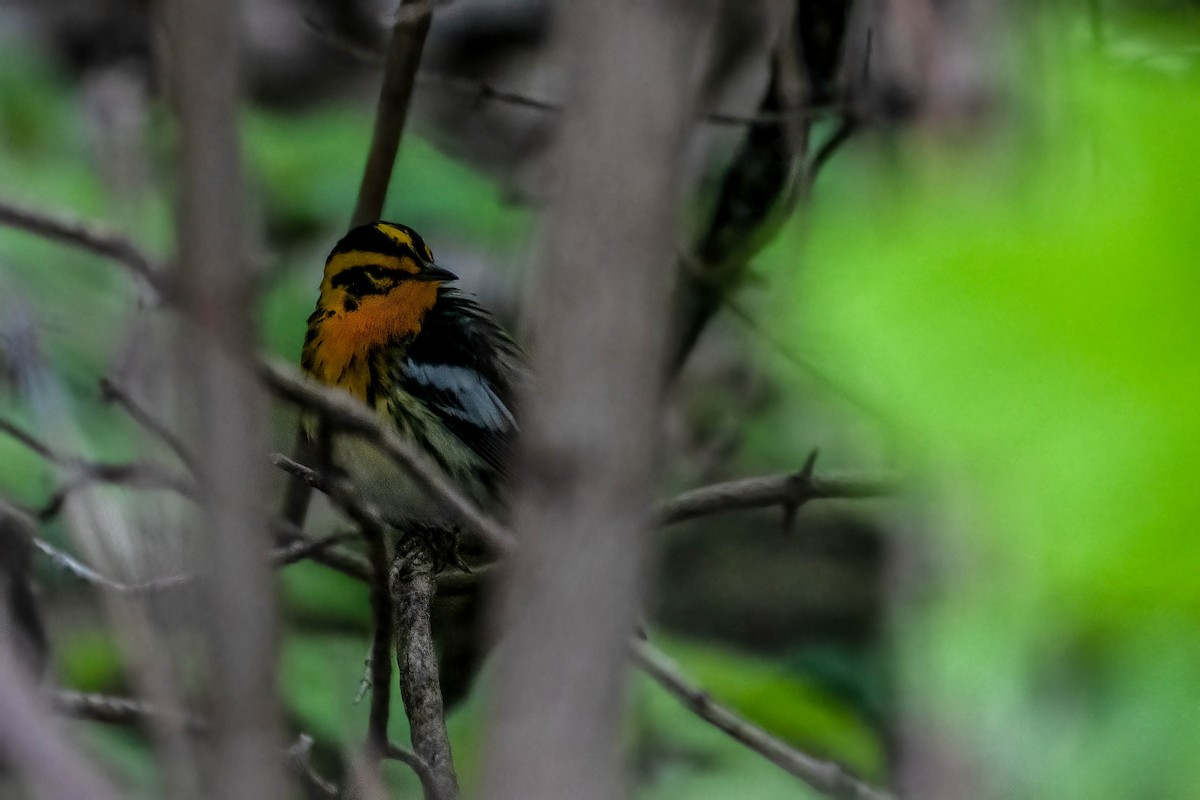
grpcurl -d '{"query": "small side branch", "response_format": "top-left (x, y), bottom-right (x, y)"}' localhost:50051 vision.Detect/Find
top-left (99, 378), bottom-right (196, 473)
top-left (631, 641), bottom-right (894, 800)
top-left (659, 458), bottom-right (893, 526)
top-left (54, 693), bottom-right (337, 799)
top-left (384, 743), bottom-right (440, 800)
top-left (392, 534), bottom-right (459, 800)
top-left (52, 689), bottom-right (207, 732)
top-left (0, 197), bottom-right (170, 299)
top-left (362, 515), bottom-right (394, 757)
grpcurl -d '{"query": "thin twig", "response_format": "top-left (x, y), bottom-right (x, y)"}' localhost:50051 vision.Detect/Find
top-left (285, 734), bottom-right (340, 799)
top-left (54, 693), bottom-right (338, 799)
top-left (99, 377), bottom-right (196, 473)
top-left (33, 524), bottom-right (361, 595)
top-left (0, 197), bottom-right (170, 298)
top-left (385, 742), bottom-right (442, 800)
top-left (362, 515), bottom-right (394, 756)
top-left (269, 528), bottom-right (360, 568)
top-left (33, 538), bottom-right (191, 592)
top-left (0, 418), bottom-right (196, 520)
top-left (51, 689), bottom-right (206, 732)
top-left (393, 535), bottom-right (459, 800)
top-left (631, 641), bottom-right (894, 800)
top-left (304, 16), bottom-right (842, 129)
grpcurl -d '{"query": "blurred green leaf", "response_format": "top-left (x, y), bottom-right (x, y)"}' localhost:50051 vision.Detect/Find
top-left (772, 18), bottom-right (1200, 798)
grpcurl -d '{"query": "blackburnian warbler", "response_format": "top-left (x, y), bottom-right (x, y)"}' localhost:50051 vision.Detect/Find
top-left (301, 221), bottom-right (522, 516)
top-left (299, 221), bottom-right (522, 705)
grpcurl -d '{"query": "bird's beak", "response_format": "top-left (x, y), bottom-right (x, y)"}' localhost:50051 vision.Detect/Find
top-left (417, 263), bottom-right (458, 283)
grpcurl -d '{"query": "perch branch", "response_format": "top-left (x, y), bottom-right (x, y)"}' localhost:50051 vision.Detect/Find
top-left (393, 535), bottom-right (459, 800)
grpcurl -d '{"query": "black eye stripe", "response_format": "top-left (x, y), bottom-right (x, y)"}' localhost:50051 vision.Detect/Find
top-left (330, 264), bottom-right (413, 297)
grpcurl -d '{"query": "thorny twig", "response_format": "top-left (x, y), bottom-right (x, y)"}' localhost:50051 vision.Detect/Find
top-left (658, 454), bottom-right (894, 526)
top-left (264, 367), bottom-right (893, 798)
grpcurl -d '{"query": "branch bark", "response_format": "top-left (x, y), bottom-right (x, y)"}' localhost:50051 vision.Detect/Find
top-left (393, 534), bottom-right (459, 800)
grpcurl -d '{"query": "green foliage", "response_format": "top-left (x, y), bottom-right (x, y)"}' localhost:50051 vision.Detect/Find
top-left (772, 12), bottom-right (1200, 798)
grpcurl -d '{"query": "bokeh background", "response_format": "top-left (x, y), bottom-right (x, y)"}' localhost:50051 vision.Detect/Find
top-left (1, 1), bottom-right (1198, 798)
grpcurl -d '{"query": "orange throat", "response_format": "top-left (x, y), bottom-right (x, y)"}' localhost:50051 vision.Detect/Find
top-left (304, 282), bottom-right (439, 402)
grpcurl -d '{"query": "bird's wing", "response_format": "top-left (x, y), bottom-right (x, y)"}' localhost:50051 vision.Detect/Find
top-left (390, 289), bottom-right (523, 485)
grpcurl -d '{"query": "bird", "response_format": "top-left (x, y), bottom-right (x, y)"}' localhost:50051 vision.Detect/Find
top-left (300, 220), bottom-right (522, 515)
top-left (298, 220), bottom-right (523, 704)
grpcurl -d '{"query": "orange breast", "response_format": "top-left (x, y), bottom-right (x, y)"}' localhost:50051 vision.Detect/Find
top-left (303, 282), bottom-right (439, 402)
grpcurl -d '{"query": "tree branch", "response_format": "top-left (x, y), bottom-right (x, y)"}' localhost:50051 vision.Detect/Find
top-left (99, 377), bottom-right (196, 473)
top-left (52, 689), bottom-right (207, 732)
top-left (631, 641), bottom-right (894, 800)
top-left (393, 534), bottom-right (459, 800)
top-left (350, 0), bottom-right (434, 227)
top-left (659, 465), bottom-right (894, 526)
top-left (0, 197), bottom-right (170, 299)
top-left (53, 692), bottom-right (339, 799)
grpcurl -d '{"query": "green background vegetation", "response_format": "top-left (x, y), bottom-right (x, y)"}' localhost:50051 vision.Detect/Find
top-left (2, 3), bottom-right (1198, 798)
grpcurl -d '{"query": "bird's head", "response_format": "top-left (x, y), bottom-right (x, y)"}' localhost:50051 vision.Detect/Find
top-left (304, 222), bottom-right (458, 399)
top-left (318, 221), bottom-right (457, 320)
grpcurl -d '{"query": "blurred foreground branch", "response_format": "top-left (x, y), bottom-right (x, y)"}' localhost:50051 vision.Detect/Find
top-left (0, 197), bottom-right (169, 299)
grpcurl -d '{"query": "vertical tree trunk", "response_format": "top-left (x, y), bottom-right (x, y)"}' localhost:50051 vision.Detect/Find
top-left (479, 3), bottom-right (716, 800)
